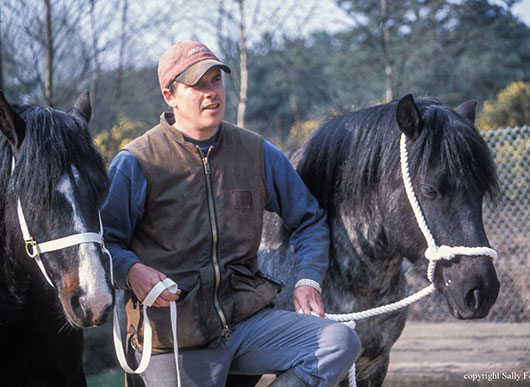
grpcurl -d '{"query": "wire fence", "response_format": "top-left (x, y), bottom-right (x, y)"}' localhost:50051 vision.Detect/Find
top-left (407, 126), bottom-right (530, 322)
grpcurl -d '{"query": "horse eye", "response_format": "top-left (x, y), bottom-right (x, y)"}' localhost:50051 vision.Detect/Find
top-left (420, 185), bottom-right (440, 199)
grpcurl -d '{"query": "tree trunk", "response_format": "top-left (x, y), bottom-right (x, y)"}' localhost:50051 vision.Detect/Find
top-left (0, 4), bottom-right (4, 91)
top-left (111, 0), bottom-right (128, 128)
top-left (381, 0), bottom-right (393, 102)
top-left (89, 0), bottom-right (99, 122)
top-left (45, 0), bottom-right (54, 107)
top-left (237, 0), bottom-right (248, 128)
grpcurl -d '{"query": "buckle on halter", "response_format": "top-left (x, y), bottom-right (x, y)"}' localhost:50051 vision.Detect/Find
top-left (25, 237), bottom-right (40, 258)
top-left (101, 237), bottom-right (105, 254)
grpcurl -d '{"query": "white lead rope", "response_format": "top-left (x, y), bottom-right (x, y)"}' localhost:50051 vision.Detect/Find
top-left (324, 133), bottom-right (497, 387)
top-left (106, 248), bottom-right (181, 386)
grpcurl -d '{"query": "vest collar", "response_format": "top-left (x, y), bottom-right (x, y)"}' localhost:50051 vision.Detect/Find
top-left (159, 112), bottom-right (224, 154)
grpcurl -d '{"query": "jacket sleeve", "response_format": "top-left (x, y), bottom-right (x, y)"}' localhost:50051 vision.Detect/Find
top-left (101, 151), bottom-right (146, 289)
top-left (263, 140), bottom-right (330, 285)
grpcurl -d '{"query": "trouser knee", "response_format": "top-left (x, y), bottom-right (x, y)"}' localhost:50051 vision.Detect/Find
top-left (322, 323), bottom-right (361, 373)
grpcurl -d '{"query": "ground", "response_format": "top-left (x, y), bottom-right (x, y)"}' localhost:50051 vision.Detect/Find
top-left (257, 322), bottom-right (530, 387)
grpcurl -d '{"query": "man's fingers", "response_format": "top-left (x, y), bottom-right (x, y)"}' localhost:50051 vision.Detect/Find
top-left (159, 289), bottom-right (180, 302)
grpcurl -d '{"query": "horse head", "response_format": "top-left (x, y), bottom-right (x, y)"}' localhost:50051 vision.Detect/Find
top-left (383, 94), bottom-right (500, 319)
top-left (0, 90), bottom-right (114, 328)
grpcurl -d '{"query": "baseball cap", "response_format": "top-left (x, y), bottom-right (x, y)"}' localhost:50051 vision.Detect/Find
top-left (158, 41), bottom-right (231, 89)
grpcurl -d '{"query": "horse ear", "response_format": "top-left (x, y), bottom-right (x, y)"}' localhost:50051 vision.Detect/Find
top-left (73, 89), bottom-right (91, 123)
top-left (455, 100), bottom-right (477, 123)
top-left (396, 94), bottom-right (423, 140)
top-left (0, 90), bottom-right (26, 153)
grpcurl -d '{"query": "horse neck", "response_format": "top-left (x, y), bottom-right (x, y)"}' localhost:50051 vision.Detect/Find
top-left (324, 203), bottom-right (405, 309)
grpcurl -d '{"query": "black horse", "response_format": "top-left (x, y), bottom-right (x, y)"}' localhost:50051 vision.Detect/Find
top-left (259, 95), bottom-right (500, 386)
top-left (0, 91), bottom-right (114, 386)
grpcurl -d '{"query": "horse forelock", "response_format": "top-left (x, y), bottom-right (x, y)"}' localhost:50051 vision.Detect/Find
top-left (0, 104), bottom-right (107, 210)
top-left (408, 103), bottom-right (500, 203)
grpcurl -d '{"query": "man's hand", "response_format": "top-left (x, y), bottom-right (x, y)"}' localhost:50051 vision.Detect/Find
top-left (128, 263), bottom-right (180, 307)
top-left (293, 285), bottom-right (325, 317)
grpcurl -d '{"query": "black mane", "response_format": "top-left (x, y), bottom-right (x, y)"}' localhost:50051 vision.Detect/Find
top-left (298, 98), bottom-right (499, 215)
top-left (0, 105), bottom-right (107, 210)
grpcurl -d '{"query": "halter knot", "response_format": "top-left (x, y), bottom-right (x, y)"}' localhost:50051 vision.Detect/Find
top-left (424, 245), bottom-right (458, 262)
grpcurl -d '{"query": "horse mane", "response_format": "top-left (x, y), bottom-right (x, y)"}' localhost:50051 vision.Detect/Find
top-left (297, 98), bottom-right (499, 216)
top-left (0, 104), bottom-right (107, 210)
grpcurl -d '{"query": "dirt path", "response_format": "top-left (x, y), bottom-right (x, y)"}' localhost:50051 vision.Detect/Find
top-left (384, 322), bottom-right (530, 386)
top-left (257, 322), bottom-right (530, 386)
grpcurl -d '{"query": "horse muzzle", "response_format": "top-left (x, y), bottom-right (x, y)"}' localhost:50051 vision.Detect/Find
top-left (439, 255), bottom-right (500, 319)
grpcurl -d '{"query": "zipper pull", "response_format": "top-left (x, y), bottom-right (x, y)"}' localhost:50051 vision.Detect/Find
top-left (223, 325), bottom-right (231, 339)
top-left (203, 157), bottom-right (211, 175)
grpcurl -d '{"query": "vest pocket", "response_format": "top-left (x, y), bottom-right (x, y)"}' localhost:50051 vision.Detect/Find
top-left (229, 264), bottom-right (282, 322)
top-left (139, 274), bottom-right (208, 351)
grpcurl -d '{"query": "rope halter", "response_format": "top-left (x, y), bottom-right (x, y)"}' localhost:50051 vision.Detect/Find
top-left (398, 133), bottom-right (497, 282)
top-left (325, 133), bottom-right (497, 323)
top-left (327, 132), bottom-right (498, 387)
top-left (11, 157), bottom-right (106, 287)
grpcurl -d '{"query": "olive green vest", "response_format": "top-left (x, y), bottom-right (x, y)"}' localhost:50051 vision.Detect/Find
top-left (123, 113), bottom-right (280, 352)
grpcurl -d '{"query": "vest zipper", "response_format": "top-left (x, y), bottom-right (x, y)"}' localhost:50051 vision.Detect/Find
top-left (196, 145), bottom-right (231, 339)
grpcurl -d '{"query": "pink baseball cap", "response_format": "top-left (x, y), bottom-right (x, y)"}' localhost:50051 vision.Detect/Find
top-left (158, 41), bottom-right (231, 89)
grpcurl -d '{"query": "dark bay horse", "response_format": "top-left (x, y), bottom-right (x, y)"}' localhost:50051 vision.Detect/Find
top-left (0, 91), bottom-right (114, 386)
top-left (259, 95), bottom-right (500, 386)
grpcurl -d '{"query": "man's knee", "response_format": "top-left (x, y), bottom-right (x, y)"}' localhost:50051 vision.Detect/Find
top-left (319, 322), bottom-right (361, 368)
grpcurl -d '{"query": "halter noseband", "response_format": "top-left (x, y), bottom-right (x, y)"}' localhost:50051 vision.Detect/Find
top-left (11, 157), bottom-right (105, 287)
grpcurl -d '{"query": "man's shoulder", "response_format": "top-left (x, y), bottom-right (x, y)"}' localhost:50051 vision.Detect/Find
top-left (221, 121), bottom-right (263, 143)
top-left (123, 123), bottom-right (166, 154)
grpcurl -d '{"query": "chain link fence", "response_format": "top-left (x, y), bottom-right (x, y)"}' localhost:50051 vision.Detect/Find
top-left (407, 126), bottom-right (530, 322)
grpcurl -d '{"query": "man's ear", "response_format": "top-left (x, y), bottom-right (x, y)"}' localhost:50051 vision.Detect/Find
top-left (162, 88), bottom-right (178, 109)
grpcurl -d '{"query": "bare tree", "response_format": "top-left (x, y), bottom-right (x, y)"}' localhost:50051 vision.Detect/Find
top-left (237, 0), bottom-right (248, 127)
top-left (111, 0), bottom-right (129, 128)
top-left (45, 0), bottom-right (53, 106)
top-left (381, 0), bottom-right (393, 102)
top-left (0, 4), bottom-right (4, 91)
top-left (89, 0), bottom-right (100, 119)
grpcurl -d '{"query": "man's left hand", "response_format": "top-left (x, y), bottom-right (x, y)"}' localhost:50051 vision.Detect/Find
top-left (293, 285), bottom-right (325, 317)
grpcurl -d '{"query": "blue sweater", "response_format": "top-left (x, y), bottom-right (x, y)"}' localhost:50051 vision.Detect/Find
top-left (102, 136), bottom-right (329, 290)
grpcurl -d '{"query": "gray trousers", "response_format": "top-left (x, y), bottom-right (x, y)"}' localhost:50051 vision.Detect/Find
top-left (134, 308), bottom-right (361, 387)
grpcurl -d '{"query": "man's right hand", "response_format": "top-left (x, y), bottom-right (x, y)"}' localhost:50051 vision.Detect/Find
top-left (127, 263), bottom-right (180, 307)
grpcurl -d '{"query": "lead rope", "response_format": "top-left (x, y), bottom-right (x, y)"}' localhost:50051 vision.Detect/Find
top-left (106, 248), bottom-right (181, 386)
top-left (324, 134), bottom-right (497, 387)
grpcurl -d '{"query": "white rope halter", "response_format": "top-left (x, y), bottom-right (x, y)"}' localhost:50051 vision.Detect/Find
top-left (11, 157), bottom-right (106, 288)
top-left (324, 133), bottom-right (497, 386)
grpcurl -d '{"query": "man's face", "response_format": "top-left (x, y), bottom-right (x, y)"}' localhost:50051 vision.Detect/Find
top-left (167, 67), bottom-right (225, 136)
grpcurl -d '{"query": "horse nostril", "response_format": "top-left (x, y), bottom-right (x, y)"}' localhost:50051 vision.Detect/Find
top-left (69, 290), bottom-right (92, 322)
top-left (473, 289), bottom-right (481, 310)
top-left (464, 286), bottom-right (484, 313)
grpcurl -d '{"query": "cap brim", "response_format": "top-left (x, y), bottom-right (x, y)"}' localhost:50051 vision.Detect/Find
top-left (175, 60), bottom-right (231, 86)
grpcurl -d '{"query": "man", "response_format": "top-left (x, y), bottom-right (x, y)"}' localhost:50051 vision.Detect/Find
top-left (102, 40), bottom-right (360, 387)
